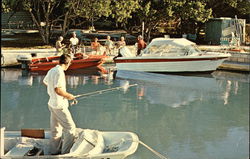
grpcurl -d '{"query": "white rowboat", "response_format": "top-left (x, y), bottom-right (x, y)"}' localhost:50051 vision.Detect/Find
top-left (0, 127), bottom-right (139, 159)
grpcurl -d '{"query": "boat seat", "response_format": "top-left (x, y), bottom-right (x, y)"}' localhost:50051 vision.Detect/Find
top-left (33, 59), bottom-right (41, 64)
top-left (70, 129), bottom-right (104, 155)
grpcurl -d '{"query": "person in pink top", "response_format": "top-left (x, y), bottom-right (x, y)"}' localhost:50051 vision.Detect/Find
top-left (91, 37), bottom-right (101, 53)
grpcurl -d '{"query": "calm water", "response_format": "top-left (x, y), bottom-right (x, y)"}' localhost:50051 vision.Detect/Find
top-left (1, 66), bottom-right (249, 159)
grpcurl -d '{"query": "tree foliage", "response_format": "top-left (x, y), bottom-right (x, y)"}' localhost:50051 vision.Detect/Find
top-left (67, 0), bottom-right (140, 29)
top-left (21, 0), bottom-right (63, 44)
top-left (133, 0), bottom-right (176, 42)
top-left (1, 0), bottom-right (22, 12)
top-left (3, 0), bottom-right (249, 45)
top-left (67, 0), bottom-right (112, 29)
top-left (110, 0), bottom-right (140, 27)
top-left (205, 0), bottom-right (250, 17)
top-left (133, 0), bottom-right (212, 41)
top-left (176, 1), bottom-right (212, 23)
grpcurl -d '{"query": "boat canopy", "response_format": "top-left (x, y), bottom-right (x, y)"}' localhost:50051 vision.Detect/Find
top-left (142, 38), bottom-right (202, 56)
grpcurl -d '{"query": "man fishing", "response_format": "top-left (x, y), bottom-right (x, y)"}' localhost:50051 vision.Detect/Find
top-left (43, 54), bottom-right (77, 154)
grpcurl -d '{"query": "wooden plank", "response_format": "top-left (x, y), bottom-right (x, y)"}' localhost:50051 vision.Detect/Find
top-left (21, 129), bottom-right (45, 139)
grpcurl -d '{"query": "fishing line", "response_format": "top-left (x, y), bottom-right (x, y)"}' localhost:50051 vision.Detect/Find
top-left (138, 140), bottom-right (168, 159)
top-left (70, 84), bottom-right (138, 105)
top-left (109, 138), bottom-right (169, 159)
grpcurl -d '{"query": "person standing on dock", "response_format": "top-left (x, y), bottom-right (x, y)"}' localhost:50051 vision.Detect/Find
top-left (43, 54), bottom-right (77, 154)
top-left (114, 36), bottom-right (126, 58)
top-left (91, 37), bottom-right (102, 54)
top-left (136, 35), bottom-right (147, 56)
top-left (104, 35), bottom-right (114, 55)
top-left (113, 36), bottom-right (126, 59)
top-left (117, 36), bottom-right (126, 49)
top-left (55, 36), bottom-right (66, 53)
top-left (69, 32), bottom-right (79, 54)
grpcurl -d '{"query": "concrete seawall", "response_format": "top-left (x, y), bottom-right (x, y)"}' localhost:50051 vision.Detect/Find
top-left (198, 45), bottom-right (250, 72)
top-left (1, 49), bottom-right (59, 67)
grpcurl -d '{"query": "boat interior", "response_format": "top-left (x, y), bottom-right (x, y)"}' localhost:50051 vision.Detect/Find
top-left (32, 53), bottom-right (94, 64)
top-left (0, 127), bottom-right (138, 158)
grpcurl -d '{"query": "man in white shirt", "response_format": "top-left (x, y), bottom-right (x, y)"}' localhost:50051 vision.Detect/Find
top-left (69, 32), bottom-right (79, 54)
top-left (43, 54), bottom-right (76, 154)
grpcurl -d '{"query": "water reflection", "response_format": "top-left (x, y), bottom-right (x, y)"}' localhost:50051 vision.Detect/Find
top-left (1, 66), bottom-right (114, 87)
top-left (2, 68), bottom-right (248, 109)
top-left (1, 69), bottom-right (22, 82)
top-left (1, 69), bottom-right (33, 86)
top-left (116, 70), bottom-right (250, 107)
top-left (137, 86), bottom-right (145, 100)
top-left (1, 68), bottom-right (249, 159)
top-left (119, 80), bottom-right (130, 93)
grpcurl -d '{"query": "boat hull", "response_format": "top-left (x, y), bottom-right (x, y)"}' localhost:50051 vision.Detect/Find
top-left (115, 55), bottom-right (230, 72)
top-left (29, 55), bottom-right (106, 71)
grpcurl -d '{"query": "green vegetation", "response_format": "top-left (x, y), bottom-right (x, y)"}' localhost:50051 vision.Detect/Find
top-left (2, 0), bottom-right (250, 45)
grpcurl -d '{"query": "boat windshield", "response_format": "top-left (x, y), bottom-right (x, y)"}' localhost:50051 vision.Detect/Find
top-left (185, 45), bottom-right (203, 55)
top-left (142, 44), bottom-right (202, 56)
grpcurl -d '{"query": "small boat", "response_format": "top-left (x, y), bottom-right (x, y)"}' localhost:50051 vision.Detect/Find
top-left (0, 127), bottom-right (139, 159)
top-left (17, 53), bottom-right (107, 71)
top-left (114, 38), bottom-right (231, 72)
top-left (29, 66), bottom-right (108, 76)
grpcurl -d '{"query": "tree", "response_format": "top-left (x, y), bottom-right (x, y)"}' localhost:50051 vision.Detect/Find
top-left (2, 0), bottom-right (26, 24)
top-left (205, 0), bottom-right (250, 18)
top-left (2, 0), bottom-right (14, 12)
top-left (1, 0), bottom-right (23, 13)
top-left (133, 0), bottom-right (212, 42)
top-left (133, 0), bottom-right (180, 42)
top-left (22, 0), bottom-right (64, 44)
top-left (67, 0), bottom-right (112, 31)
top-left (52, 1), bottom-right (79, 37)
top-left (175, 0), bottom-right (212, 34)
top-left (110, 0), bottom-right (140, 28)
top-left (67, 0), bottom-right (140, 30)
top-left (2, 0), bottom-right (72, 44)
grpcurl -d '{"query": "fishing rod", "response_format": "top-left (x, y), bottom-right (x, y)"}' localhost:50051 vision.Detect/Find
top-left (70, 83), bottom-right (138, 105)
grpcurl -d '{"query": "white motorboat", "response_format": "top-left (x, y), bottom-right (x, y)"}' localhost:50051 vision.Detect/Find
top-left (0, 127), bottom-right (139, 159)
top-left (114, 38), bottom-right (231, 72)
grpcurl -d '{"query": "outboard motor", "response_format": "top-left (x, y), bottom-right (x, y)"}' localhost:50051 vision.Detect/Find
top-left (16, 54), bottom-right (32, 69)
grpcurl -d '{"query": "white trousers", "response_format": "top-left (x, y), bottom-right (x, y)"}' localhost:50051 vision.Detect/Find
top-left (48, 106), bottom-right (76, 154)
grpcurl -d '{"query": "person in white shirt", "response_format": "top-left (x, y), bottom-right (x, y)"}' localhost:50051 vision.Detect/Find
top-left (104, 35), bottom-right (114, 55)
top-left (69, 32), bottom-right (79, 54)
top-left (43, 54), bottom-right (77, 154)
